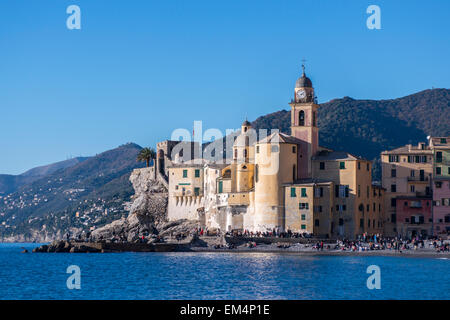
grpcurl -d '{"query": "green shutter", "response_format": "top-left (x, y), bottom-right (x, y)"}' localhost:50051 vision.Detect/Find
top-left (183, 170), bottom-right (188, 178)
top-left (195, 169), bottom-right (200, 177)
top-left (218, 181), bottom-right (223, 193)
top-left (340, 162), bottom-right (345, 169)
top-left (290, 187), bottom-right (296, 197)
top-left (301, 188), bottom-right (307, 197)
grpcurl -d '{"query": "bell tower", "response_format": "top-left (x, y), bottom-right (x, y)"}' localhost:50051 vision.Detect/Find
top-left (289, 63), bottom-right (319, 179)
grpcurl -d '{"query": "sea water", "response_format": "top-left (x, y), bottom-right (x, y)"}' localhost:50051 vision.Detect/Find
top-left (0, 243), bottom-right (448, 300)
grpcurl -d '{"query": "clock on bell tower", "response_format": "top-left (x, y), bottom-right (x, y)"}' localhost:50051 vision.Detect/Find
top-left (289, 63), bottom-right (319, 179)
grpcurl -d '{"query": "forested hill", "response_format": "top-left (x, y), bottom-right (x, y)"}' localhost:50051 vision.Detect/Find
top-left (251, 88), bottom-right (450, 178)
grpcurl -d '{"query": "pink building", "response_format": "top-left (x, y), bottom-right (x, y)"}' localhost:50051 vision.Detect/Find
top-left (433, 179), bottom-right (450, 235)
top-left (396, 197), bottom-right (432, 238)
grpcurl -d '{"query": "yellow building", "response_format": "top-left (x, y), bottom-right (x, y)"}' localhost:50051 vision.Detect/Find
top-left (163, 65), bottom-right (383, 239)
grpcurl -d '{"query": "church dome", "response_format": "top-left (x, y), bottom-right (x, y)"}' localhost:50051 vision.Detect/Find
top-left (296, 73), bottom-right (312, 88)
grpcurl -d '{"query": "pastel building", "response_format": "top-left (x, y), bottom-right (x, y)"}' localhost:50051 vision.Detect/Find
top-left (381, 143), bottom-right (433, 236)
top-left (381, 136), bottom-right (450, 237)
top-left (161, 66), bottom-right (382, 239)
top-left (430, 137), bottom-right (450, 235)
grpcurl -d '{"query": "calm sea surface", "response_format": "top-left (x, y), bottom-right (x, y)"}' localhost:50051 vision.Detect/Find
top-left (0, 243), bottom-right (448, 300)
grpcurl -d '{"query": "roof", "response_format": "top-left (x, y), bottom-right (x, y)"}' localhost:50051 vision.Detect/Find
top-left (381, 143), bottom-right (432, 155)
top-left (167, 158), bottom-right (216, 169)
top-left (295, 73), bottom-right (313, 88)
top-left (312, 150), bottom-right (367, 161)
top-left (258, 132), bottom-right (304, 145)
top-left (282, 178), bottom-right (333, 187)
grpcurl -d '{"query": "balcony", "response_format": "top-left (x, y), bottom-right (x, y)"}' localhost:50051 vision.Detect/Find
top-left (407, 176), bottom-right (429, 182)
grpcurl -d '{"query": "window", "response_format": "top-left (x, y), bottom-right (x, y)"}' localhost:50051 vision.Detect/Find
top-left (218, 181), bottom-right (223, 193)
top-left (358, 185), bottom-right (361, 197)
top-left (339, 162), bottom-right (345, 169)
top-left (244, 149), bottom-right (248, 158)
top-left (194, 187), bottom-right (200, 196)
top-left (435, 181), bottom-right (442, 188)
top-left (339, 219), bottom-right (344, 226)
top-left (299, 203), bottom-right (309, 210)
top-left (271, 145), bottom-right (279, 153)
top-left (391, 184), bottom-right (396, 192)
top-left (292, 165), bottom-right (296, 181)
top-left (256, 146), bottom-right (260, 154)
top-left (313, 112), bottom-right (316, 127)
top-left (183, 170), bottom-right (188, 178)
top-left (319, 162), bottom-right (325, 170)
top-left (301, 188), bottom-right (307, 197)
top-left (367, 204), bottom-right (370, 212)
top-left (234, 149), bottom-right (237, 159)
top-left (360, 219), bottom-right (364, 228)
top-left (410, 185), bottom-right (415, 192)
top-left (391, 169), bottom-right (396, 177)
top-left (255, 165), bottom-right (259, 183)
top-left (391, 214), bottom-right (397, 223)
top-left (290, 188), bottom-right (296, 197)
top-left (299, 110), bottom-right (305, 126)
top-left (195, 169), bottom-right (200, 178)
top-left (358, 162), bottom-right (361, 170)
top-left (436, 167), bottom-right (442, 175)
top-left (314, 187), bottom-right (323, 198)
top-left (389, 155), bottom-right (399, 162)
top-left (367, 163), bottom-right (370, 171)
top-left (315, 219), bottom-right (319, 227)
top-left (373, 203), bottom-right (376, 211)
top-left (410, 170), bottom-right (415, 177)
top-left (335, 185), bottom-right (349, 198)
top-left (301, 224), bottom-right (306, 230)
top-left (367, 186), bottom-right (370, 198)
top-left (292, 146), bottom-right (296, 153)
top-left (436, 152), bottom-right (443, 163)
top-left (391, 198), bottom-right (396, 207)
top-left (301, 214), bottom-right (306, 220)
top-left (441, 138), bottom-right (447, 144)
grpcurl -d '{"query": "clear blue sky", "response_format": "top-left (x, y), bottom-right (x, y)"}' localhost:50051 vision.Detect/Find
top-left (0, 0), bottom-right (449, 174)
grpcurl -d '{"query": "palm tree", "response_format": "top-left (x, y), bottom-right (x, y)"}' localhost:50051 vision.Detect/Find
top-left (137, 147), bottom-right (156, 167)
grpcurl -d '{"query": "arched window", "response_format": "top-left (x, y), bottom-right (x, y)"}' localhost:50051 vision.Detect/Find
top-left (299, 110), bottom-right (305, 126)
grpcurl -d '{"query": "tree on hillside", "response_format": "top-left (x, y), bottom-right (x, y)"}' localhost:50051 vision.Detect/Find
top-left (137, 147), bottom-right (156, 167)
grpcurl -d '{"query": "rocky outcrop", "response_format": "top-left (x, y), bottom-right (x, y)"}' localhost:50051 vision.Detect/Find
top-left (86, 168), bottom-right (200, 242)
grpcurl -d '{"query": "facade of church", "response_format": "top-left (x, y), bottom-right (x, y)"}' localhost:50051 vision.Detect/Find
top-left (156, 68), bottom-right (384, 239)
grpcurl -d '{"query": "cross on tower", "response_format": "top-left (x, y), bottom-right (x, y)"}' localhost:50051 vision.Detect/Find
top-left (301, 58), bottom-right (306, 74)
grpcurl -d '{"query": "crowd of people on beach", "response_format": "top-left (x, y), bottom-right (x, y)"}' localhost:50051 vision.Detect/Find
top-left (65, 227), bottom-right (449, 253)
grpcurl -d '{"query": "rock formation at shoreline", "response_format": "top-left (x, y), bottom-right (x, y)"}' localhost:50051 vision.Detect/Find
top-left (86, 168), bottom-right (198, 242)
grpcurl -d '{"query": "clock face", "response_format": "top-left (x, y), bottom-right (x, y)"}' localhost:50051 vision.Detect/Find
top-left (296, 90), bottom-right (306, 99)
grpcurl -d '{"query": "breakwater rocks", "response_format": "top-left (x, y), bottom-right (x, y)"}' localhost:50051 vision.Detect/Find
top-left (33, 240), bottom-right (102, 253)
top-left (32, 237), bottom-right (196, 253)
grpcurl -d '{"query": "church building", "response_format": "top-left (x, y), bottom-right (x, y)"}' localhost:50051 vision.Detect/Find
top-left (161, 66), bottom-right (384, 239)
